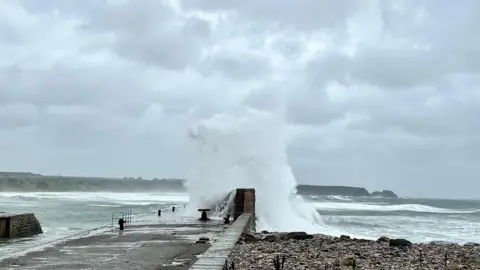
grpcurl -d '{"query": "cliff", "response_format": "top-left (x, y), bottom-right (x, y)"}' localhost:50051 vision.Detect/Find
top-left (0, 171), bottom-right (397, 197)
top-left (296, 185), bottom-right (371, 197)
top-left (370, 190), bottom-right (398, 198)
top-left (296, 185), bottom-right (398, 198)
top-left (0, 172), bottom-right (185, 192)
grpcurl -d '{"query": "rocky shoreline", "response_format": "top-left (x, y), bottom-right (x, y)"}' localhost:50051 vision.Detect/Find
top-left (226, 232), bottom-right (480, 269)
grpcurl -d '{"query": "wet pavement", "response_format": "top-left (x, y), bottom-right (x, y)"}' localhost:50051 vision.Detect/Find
top-left (0, 209), bottom-right (229, 270)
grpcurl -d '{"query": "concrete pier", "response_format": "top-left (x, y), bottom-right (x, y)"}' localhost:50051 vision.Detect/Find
top-left (0, 188), bottom-right (256, 270)
top-left (191, 188), bottom-right (256, 269)
top-left (0, 211), bottom-right (227, 269)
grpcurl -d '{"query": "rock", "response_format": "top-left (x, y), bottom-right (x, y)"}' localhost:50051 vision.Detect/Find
top-left (292, 234), bottom-right (314, 240)
top-left (377, 236), bottom-right (390, 242)
top-left (340, 235), bottom-right (351, 240)
top-left (370, 190), bottom-right (398, 198)
top-left (227, 231), bottom-right (480, 269)
top-left (287, 231), bottom-right (307, 237)
top-left (464, 242), bottom-right (479, 247)
top-left (341, 257), bottom-right (356, 266)
top-left (287, 232), bottom-right (313, 240)
top-left (243, 233), bottom-right (256, 242)
top-left (261, 234), bottom-right (276, 242)
top-left (296, 185), bottom-right (371, 196)
top-left (389, 238), bottom-right (412, 247)
top-left (430, 241), bottom-right (451, 245)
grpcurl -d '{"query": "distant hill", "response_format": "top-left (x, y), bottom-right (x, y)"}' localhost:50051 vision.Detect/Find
top-left (296, 184), bottom-right (398, 198)
top-left (0, 172), bottom-right (185, 192)
top-left (0, 172), bottom-right (397, 197)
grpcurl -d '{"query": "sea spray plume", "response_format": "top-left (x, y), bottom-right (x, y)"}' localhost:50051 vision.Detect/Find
top-left (185, 107), bottom-right (328, 233)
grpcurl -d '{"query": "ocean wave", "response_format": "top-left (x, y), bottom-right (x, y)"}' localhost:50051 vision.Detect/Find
top-left (326, 195), bottom-right (353, 201)
top-left (0, 192), bottom-right (189, 204)
top-left (311, 202), bottom-right (480, 214)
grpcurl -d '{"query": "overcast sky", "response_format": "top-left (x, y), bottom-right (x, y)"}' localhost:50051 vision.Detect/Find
top-left (0, 0), bottom-right (479, 199)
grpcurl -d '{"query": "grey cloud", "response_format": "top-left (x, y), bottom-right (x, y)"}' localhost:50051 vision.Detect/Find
top-left (286, 89), bottom-right (346, 126)
top-left (199, 51), bottom-right (271, 80)
top-left (306, 1), bottom-right (480, 89)
top-left (0, 66), bottom-right (154, 115)
top-left (0, 103), bottom-right (39, 130)
top-left (1, 0), bottom-right (480, 198)
top-left (350, 47), bottom-right (451, 88)
top-left (19, 0), bottom-right (212, 70)
top-left (75, 0), bottom-right (211, 70)
top-left (181, 0), bottom-right (362, 30)
top-left (307, 53), bottom-right (350, 87)
top-left (308, 47), bottom-right (454, 88)
top-left (270, 38), bottom-right (305, 60)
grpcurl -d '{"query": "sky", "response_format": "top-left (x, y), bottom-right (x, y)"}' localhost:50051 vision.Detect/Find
top-left (0, 0), bottom-right (479, 199)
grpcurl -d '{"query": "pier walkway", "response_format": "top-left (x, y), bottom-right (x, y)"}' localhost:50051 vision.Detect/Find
top-left (0, 209), bottom-right (226, 270)
top-left (0, 188), bottom-right (256, 270)
top-left (0, 189), bottom-right (255, 270)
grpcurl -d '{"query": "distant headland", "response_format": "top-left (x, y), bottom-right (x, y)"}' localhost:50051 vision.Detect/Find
top-left (0, 172), bottom-right (397, 197)
top-left (295, 185), bottom-right (398, 198)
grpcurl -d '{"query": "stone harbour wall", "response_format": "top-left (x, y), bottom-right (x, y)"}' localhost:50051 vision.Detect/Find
top-left (0, 213), bottom-right (43, 238)
top-left (233, 188), bottom-right (256, 232)
top-left (190, 188), bottom-right (256, 269)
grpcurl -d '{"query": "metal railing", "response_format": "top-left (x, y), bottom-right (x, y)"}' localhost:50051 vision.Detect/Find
top-left (111, 209), bottom-right (132, 226)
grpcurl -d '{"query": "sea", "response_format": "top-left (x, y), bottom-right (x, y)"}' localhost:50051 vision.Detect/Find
top-left (1, 191), bottom-right (479, 258)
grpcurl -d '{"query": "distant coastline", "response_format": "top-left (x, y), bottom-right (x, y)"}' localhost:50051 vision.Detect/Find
top-left (296, 184), bottom-right (398, 198)
top-left (0, 172), bottom-right (397, 197)
top-left (0, 172), bottom-right (185, 192)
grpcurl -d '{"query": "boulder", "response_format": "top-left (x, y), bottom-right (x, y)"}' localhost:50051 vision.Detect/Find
top-left (430, 241), bottom-right (451, 245)
top-left (260, 234), bottom-right (277, 242)
top-left (286, 231), bottom-right (313, 240)
top-left (243, 233), bottom-right (256, 242)
top-left (389, 238), bottom-right (412, 247)
top-left (370, 190), bottom-right (398, 198)
top-left (376, 236), bottom-right (390, 242)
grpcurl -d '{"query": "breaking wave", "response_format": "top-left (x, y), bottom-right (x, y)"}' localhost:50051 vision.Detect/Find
top-left (185, 107), bottom-right (336, 234)
top-left (313, 202), bottom-right (480, 214)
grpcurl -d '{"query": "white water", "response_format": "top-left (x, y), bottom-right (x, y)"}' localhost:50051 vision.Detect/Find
top-left (185, 107), bottom-right (336, 234)
top-left (1, 192), bottom-right (479, 244)
top-left (313, 202), bottom-right (480, 214)
top-left (0, 192), bottom-right (189, 204)
top-left (326, 195), bottom-right (353, 201)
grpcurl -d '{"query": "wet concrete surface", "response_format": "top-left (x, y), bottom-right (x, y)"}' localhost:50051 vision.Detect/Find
top-left (0, 212), bottom-right (228, 270)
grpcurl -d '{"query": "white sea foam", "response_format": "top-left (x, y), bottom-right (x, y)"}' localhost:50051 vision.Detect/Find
top-left (185, 107), bottom-right (337, 234)
top-left (0, 192), bottom-right (189, 204)
top-left (326, 195), bottom-right (353, 201)
top-left (313, 202), bottom-right (480, 214)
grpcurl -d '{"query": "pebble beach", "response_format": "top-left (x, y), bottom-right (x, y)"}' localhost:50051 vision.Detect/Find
top-left (226, 232), bottom-right (480, 270)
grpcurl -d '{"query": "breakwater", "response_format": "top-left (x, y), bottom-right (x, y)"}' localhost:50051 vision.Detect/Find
top-left (0, 188), bottom-right (257, 269)
top-left (191, 188), bottom-right (256, 269)
top-left (0, 213), bottom-right (43, 238)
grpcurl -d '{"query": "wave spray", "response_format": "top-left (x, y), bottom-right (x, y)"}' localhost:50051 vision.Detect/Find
top-left (185, 104), bottom-right (332, 233)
